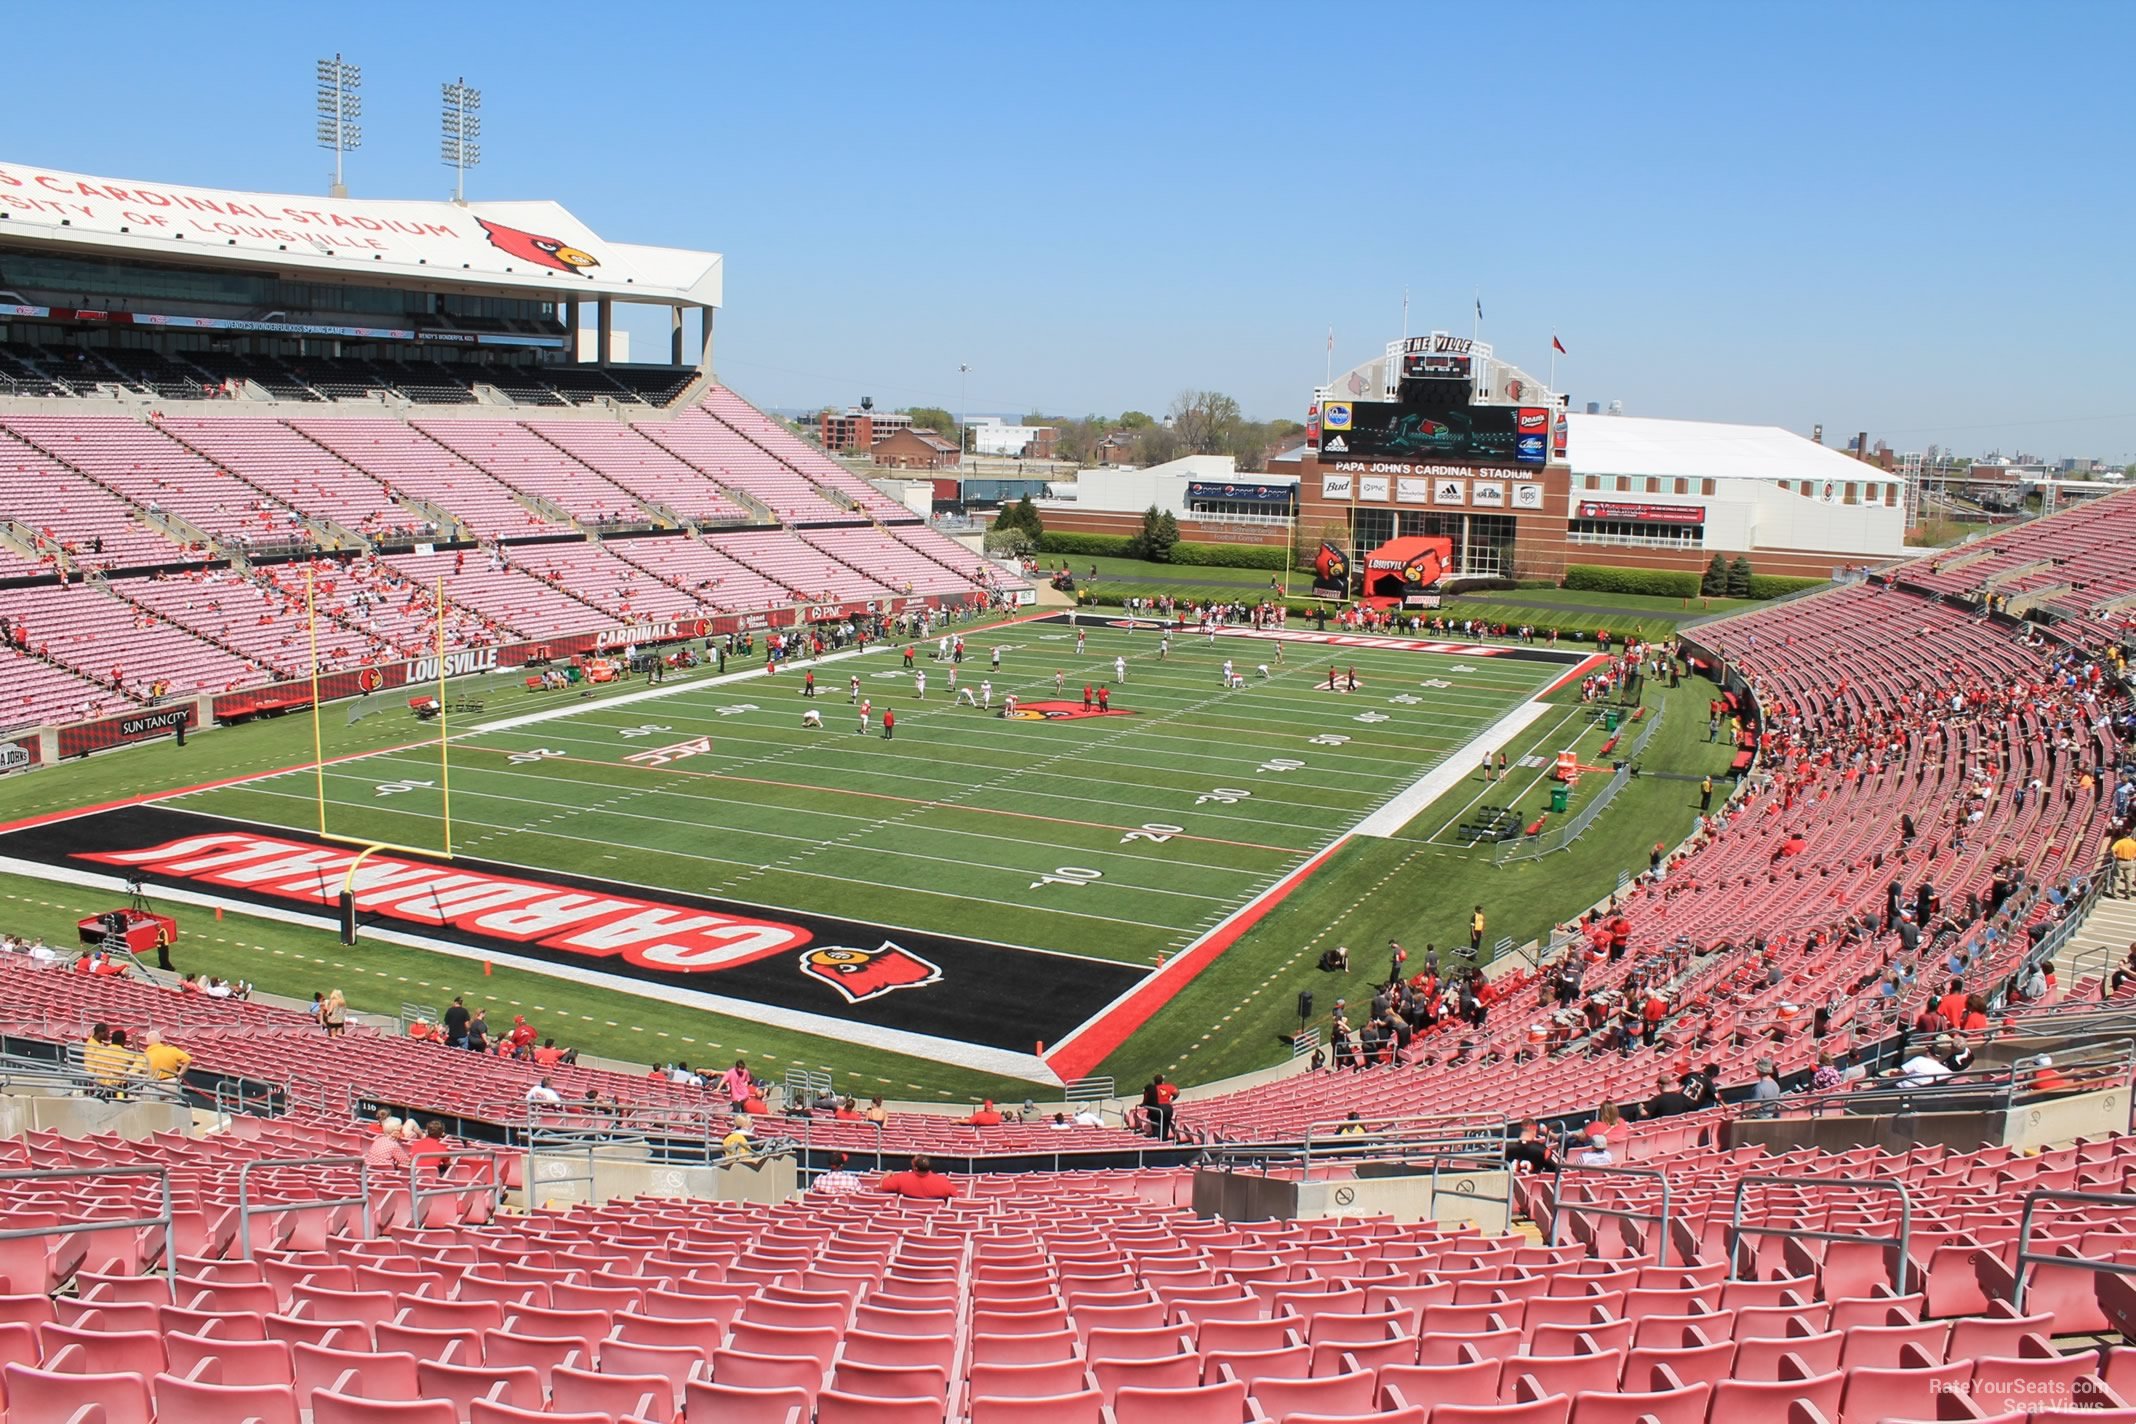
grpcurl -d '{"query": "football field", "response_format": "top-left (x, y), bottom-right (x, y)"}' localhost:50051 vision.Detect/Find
top-left (3, 614), bottom-right (1587, 1081)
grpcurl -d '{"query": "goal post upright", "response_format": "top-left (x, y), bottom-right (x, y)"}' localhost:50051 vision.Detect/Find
top-left (303, 571), bottom-right (455, 948)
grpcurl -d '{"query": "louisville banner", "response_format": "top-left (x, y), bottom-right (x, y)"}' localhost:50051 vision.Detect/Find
top-left (4, 805), bottom-right (1142, 1053)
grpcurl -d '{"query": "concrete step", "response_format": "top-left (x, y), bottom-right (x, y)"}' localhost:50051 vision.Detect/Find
top-left (2053, 895), bottom-right (2136, 984)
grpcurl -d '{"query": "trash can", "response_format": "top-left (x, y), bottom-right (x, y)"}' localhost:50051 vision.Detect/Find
top-left (1604, 709), bottom-right (1620, 733)
top-left (1550, 784), bottom-right (1570, 813)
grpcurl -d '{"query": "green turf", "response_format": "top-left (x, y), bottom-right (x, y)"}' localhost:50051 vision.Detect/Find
top-left (161, 623), bottom-right (1555, 966)
top-left (1090, 670), bottom-right (1740, 1088)
top-left (3, 593), bottom-right (1743, 1101)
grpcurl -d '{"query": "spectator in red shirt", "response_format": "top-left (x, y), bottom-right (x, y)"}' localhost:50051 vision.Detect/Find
top-left (506, 1016), bottom-right (538, 1059)
top-left (1935, 978), bottom-right (1969, 1029)
top-left (531, 1038), bottom-right (566, 1068)
top-left (878, 1155), bottom-right (956, 1199)
top-left (407, 1119), bottom-right (452, 1181)
top-left (963, 1099), bottom-right (1003, 1127)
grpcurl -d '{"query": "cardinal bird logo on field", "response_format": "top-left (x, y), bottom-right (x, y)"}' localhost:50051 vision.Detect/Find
top-left (799, 943), bottom-right (943, 1004)
top-left (1002, 700), bottom-right (1136, 721)
top-left (477, 218), bottom-right (600, 274)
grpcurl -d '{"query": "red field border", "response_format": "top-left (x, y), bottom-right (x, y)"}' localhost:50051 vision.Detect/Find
top-left (1041, 834), bottom-right (1352, 1082)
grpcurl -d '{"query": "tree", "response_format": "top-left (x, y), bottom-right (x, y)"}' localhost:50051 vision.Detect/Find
top-left (1151, 511), bottom-right (1181, 564)
top-left (1132, 424), bottom-right (1180, 467)
top-left (1726, 554), bottom-right (1754, 598)
top-left (1168, 390), bottom-right (1244, 455)
top-left (1051, 416), bottom-right (1108, 468)
top-left (1700, 553), bottom-right (1729, 596)
top-left (1127, 505), bottom-right (1164, 561)
top-left (1119, 410), bottom-right (1156, 430)
top-left (1227, 420), bottom-right (1273, 473)
top-left (1010, 493), bottom-right (1042, 541)
top-left (982, 526), bottom-right (1034, 560)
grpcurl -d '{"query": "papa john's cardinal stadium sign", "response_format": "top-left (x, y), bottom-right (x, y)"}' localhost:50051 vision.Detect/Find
top-left (0, 162), bottom-right (723, 306)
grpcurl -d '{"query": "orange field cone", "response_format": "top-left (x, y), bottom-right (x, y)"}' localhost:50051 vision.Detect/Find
top-left (483, 960), bottom-right (492, 976)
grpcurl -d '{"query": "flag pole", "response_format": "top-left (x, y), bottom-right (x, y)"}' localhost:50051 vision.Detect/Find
top-left (1324, 326), bottom-right (1333, 387)
top-left (1401, 287), bottom-right (1409, 341)
top-left (1471, 289), bottom-right (1479, 345)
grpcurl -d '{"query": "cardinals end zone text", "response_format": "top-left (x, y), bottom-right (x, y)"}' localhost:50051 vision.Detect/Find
top-left (88, 831), bottom-right (940, 1003)
top-left (0, 805), bottom-right (1157, 1052)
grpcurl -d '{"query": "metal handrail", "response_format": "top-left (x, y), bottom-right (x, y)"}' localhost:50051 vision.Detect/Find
top-left (1427, 1149), bottom-right (1515, 1229)
top-left (1298, 1111), bottom-right (1505, 1183)
top-left (1727, 1173), bottom-right (1913, 1294)
top-left (0, 1164), bottom-right (174, 1299)
top-left (235, 1155), bottom-right (372, 1260)
top-left (2011, 1188), bottom-right (2136, 1311)
top-left (1546, 1161), bottom-right (1676, 1267)
top-left (407, 1148), bottom-right (507, 1224)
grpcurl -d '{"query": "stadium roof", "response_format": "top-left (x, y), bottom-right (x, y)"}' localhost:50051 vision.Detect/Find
top-left (1567, 413), bottom-right (1881, 484)
top-left (0, 160), bottom-right (721, 307)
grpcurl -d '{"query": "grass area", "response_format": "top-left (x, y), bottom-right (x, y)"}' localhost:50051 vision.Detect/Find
top-left (5, 579), bottom-right (1744, 1105)
top-left (6, 612), bottom-right (1557, 1098)
top-left (1092, 670), bottom-right (1739, 1088)
top-left (1055, 553), bottom-right (1757, 646)
top-left (169, 625), bottom-right (1550, 968)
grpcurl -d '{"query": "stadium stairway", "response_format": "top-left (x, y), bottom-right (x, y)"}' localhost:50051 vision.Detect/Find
top-left (2059, 897), bottom-right (2136, 996)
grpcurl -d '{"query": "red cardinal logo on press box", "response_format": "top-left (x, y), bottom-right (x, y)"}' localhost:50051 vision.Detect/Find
top-left (477, 217), bottom-right (600, 274)
top-left (799, 943), bottom-right (943, 1004)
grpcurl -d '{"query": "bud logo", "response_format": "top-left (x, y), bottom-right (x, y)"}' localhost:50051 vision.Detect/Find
top-left (82, 833), bottom-right (810, 975)
top-left (799, 943), bottom-right (943, 1004)
top-left (1002, 699), bottom-right (1136, 721)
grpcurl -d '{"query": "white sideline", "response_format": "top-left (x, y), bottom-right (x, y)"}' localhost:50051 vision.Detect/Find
top-left (1349, 699), bottom-right (1558, 839)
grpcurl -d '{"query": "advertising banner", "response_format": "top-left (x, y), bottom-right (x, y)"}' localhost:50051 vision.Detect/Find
top-left (1432, 479), bottom-right (1466, 506)
top-left (1186, 480), bottom-right (1293, 506)
top-left (1472, 481), bottom-right (1507, 508)
top-left (0, 739), bottom-right (39, 774)
top-left (1320, 473), bottom-right (1353, 500)
top-left (56, 704), bottom-right (197, 758)
top-left (1395, 477), bottom-right (1432, 504)
top-left (1573, 501), bottom-right (1707, 525)
top-left (1319, 400), bottom-right (1533, 463)
top-left (1512, 483), bottom-right (1546, 511)
top-left (1357, 476), bottom-right (1390, 502)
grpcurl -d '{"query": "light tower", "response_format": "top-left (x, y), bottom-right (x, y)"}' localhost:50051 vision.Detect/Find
top-left (441, 78), bottom-right (482, 205)
top-left (315, 54), bottom-right (362, 199)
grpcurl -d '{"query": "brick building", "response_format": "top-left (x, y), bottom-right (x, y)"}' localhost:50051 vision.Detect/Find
top-left (870, 427), bottom-right (961, 471)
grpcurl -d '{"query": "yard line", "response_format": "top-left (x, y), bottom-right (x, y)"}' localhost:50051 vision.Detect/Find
top-left (180, 783), bottom-right (1213, 942)
top-left (296, 763), bottom-right (1262, 903)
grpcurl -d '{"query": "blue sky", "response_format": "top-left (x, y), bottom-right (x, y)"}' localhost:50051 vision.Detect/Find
top-left (2, 2), bottom-right (2129, 459)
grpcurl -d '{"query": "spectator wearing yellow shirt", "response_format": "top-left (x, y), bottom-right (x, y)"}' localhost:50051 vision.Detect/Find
top-left (721, 1113), bottom-right (756, 1161)
top-left (2112, 831), bottom-right (2136, 898)
top-left (82, 1026), bottom-right (145, 1098)
top-left (140, 1030), bottom-right (192, 1081)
